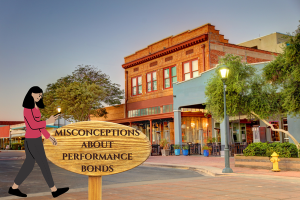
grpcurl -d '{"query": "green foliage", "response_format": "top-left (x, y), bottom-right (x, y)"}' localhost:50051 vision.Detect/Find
top-left (11, 143), bottom-right (22, 150)
top-left (212, 137), bottom-right (216, 143)
top-left (202, 145), bottom-right (212, 150)
top-left (159, 138), bottom-right (169, 150)
top-left (182, 145), bottom-right (189, 150)
top-left (174, 145), bottom-right (181, 149)
top-left (243, 142), bottom-right (298, 158)
top-left (207, 137), bottom-right (213, 143)
top-left (205, 54), bottom-right (255, 121)
top-left (41, 65), bottom-right (124, 122)
top-left (263, 21), bottom-right (300, 117)
top-left (205, 53), bottom-right (286, 121)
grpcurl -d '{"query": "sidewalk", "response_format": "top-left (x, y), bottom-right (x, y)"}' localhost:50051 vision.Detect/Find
top-left (144, 155), bottom-right (300, 178)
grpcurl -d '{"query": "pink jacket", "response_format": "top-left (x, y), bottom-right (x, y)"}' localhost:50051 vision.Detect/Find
top-left (24, 107), bottom-right (50, 139)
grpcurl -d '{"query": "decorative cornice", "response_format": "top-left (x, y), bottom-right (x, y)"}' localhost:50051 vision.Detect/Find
top-left (122, 34), bottom-right (208, 69)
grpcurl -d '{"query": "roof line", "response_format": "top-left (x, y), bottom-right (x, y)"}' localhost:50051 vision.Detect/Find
top-left (238, 32), bottom-right (290, 44)
top-left (124, 23), bottom-right (211, 58)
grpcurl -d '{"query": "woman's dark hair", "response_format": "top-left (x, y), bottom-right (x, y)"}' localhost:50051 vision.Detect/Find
top-left (22, 86), bottom-right (45, 109)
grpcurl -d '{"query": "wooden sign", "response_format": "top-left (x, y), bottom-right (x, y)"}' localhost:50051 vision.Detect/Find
top-left (44, 121), bottom-right (151, 176)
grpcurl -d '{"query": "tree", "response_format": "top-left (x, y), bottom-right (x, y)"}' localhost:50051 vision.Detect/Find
top-left (263, 21), bottom-right (300, 117)
top-left (41, 65), bottom-right (124, 122)
top-left (204, 22), bottom-right (300, 147)
top-left (204, 54), bottom-right (281, 121)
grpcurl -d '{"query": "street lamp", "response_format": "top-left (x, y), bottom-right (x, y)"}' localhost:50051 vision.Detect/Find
top-left (219, 65), bottom-right (233, 173)
top-left (57, 106), bottom-right (61, 128)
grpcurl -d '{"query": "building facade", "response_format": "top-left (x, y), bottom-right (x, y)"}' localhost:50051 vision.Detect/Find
top-left (91, 23), bottom-right (278, 148)
top-left (172, 61), bottom-right (296, 156)
top-left (238, 32), bottom-right (289, 53)
top-left (0, 121), bottom-right (24, 149)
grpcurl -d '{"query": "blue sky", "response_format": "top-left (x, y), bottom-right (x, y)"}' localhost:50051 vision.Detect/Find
top-left (0, 0), bottom-right (299, 121)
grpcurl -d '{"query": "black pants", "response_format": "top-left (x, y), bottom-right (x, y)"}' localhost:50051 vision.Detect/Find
top-left (14, 137), bottom-right (54, 188)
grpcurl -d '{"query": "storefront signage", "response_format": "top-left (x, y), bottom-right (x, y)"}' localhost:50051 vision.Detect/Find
top-left (44, 121), bottom-right (151, 176)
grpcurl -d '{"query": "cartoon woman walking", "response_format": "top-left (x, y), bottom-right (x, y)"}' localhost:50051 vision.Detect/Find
top-left (8, 86), bottom-right (69, 198)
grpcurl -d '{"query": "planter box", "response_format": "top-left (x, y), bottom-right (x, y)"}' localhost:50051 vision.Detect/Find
top-left (161, 149), bottom-right (170, 156)
top-left (174, 149), bottom-right (180, 156)
top-left (182, 149), bottom-right (189, 156)
top-left (234, 155), bottom-right (300, 171)
top-left (203, 150), bottom-right (209, 157)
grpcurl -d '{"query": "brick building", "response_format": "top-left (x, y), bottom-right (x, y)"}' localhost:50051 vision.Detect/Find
top-left (91, 23), bottom-right (277, 147)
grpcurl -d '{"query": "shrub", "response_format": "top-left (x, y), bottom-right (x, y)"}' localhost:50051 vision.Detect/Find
top-left (11, 143), bottom-right (22, 150)
top-left (243, 142), bottom-right (298, 158)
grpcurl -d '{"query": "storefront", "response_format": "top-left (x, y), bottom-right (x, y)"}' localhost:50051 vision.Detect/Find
top-left (173, 62), bottom-right (298, 156)
top-left (131, 118), bottom-right (174, 145)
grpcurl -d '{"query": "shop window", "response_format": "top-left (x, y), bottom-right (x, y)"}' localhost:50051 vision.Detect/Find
top-left (128, 106), bottom-right (161, 118)
top-left (181, 117), bottom-right (202, 143)
top-left (183, 59), bottom-right (198, 81)
top-left (147, 71), bottom-right (157, 92)
top-left (163, 104), bottom-right (173, 113)
top-left (132, 76), bottom-right (142, 96)
top-left (164, 66), bottom-right (177, 89)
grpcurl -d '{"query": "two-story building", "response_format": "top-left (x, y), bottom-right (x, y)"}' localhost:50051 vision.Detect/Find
top-left (91, 23), bottom-right (277, 147)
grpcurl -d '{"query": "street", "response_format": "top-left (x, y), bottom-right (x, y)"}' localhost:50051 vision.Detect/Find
top-left (0, 156), bottom-right (203, 198)
top-left (2, 152), bottom-right (300, 199)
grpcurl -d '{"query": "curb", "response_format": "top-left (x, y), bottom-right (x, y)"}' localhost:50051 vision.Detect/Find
top-left (142, 163), bottom-right (229, 177)
top-left (142, 162), bottom-right (300, 181)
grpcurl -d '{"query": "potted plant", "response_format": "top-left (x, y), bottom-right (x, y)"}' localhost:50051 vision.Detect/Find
top-left (207, 137), bottom-right (213, 144)
top-left (212, 137), bottom-right (216, 143)
top-left (182, 145), bottom-right (189, 156)
top-left (174, 145), bottom-right (181, 156)
top-left (203, 146), bottom-right (212, 157)
top-left (159, 138), bottom-right (170, 156)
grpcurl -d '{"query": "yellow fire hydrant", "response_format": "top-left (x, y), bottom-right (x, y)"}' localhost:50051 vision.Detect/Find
top-left (270, 152), bottom-right (280, 172)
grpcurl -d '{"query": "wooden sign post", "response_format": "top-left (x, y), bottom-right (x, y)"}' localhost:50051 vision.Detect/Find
top-left (44, 121), bottom-right (151, 200)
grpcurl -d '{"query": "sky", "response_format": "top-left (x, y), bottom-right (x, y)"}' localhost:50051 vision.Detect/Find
top-left (0, 0), bottom-right (299, 121)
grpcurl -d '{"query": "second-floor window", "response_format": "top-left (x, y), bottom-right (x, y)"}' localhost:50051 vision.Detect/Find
top-left (132, 76), bottom-right (142, 96)
top-left (147, 71), bottom-right (157, 92)
top-left (164, 66), bottom-right (177, 89)
top-left (183, 59), bottom-right (198, 81)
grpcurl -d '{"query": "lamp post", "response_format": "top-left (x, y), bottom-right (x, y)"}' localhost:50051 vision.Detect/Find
top-left (57, 106), bottom-right (61, 128)
top-left (219, 65), bottom-right (233, 173)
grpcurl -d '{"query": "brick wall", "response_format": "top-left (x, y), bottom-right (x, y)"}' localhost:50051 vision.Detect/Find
top-left (90, 104), bottom-right (124, 121)
top-left (209, 42), bottom-right (277, 68)
top-left (126, 41), bottom-right (210, 105)
top-left (124, 23), bottom-right (228, 64)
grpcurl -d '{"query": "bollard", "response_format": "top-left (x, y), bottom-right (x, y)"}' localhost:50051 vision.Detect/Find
top-left (270, 152), bottom-right (280, 172)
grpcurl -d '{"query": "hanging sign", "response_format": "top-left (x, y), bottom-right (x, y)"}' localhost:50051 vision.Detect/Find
top-left (44, 121), bottom-right (151, 176)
